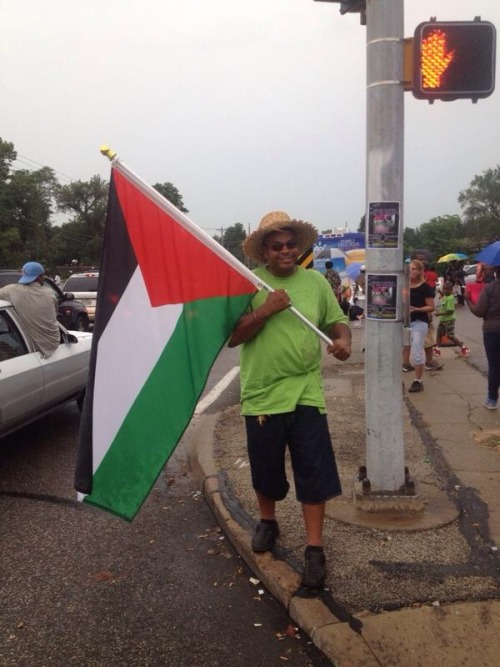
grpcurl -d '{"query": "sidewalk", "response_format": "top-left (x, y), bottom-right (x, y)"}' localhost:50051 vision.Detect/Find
top-left (187, 324), bottom-right (500, 667)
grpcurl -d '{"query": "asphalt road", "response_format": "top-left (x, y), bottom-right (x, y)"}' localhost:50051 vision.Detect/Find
top-left (0, 303), bottom-right (486, 667)
top-left (0, 397), bottom-right (329, 667)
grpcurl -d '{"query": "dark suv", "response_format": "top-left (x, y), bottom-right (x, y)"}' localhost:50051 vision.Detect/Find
top-left (0, 270), bottom-right (90, 331)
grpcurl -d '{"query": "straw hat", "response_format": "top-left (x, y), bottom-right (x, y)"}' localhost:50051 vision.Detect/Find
top-left (242, 211), bottom-right (318, 264)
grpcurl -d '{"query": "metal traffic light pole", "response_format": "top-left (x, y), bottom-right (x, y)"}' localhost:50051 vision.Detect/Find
top-left (314, 0), bottom-right (420, 506)
top-left (361, 0), bottom-right (409, 499)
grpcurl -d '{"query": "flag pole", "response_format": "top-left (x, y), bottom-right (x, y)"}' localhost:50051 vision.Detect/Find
top-left (99, 146), bottom-right (333, 346)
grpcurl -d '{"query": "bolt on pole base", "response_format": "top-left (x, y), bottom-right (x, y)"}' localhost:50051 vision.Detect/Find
top-left (353, 465), bottom-right (426, 512)
top-left (353, 480), bottom-right (427, 513)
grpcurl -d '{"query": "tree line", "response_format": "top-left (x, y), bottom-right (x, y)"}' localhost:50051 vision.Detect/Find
top-left (0, 138), bottom-right (191, 273)
top-left (1, 136), bottom-right (499, 273)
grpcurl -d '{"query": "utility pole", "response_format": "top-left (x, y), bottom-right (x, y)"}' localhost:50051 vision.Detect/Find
top-left (363, 0), bottom-right (406, 495)
top-left (314, 0), bottom-right (412, 500)
top-left (315, 1), bottom-right (496, 505)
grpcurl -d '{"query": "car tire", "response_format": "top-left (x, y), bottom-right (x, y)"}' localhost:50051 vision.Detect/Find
top-left (74, 314), bottom-right (90, 332)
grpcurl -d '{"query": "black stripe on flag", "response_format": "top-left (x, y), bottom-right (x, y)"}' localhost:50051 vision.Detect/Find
top-left (74, 173), bottom-right (138, 495)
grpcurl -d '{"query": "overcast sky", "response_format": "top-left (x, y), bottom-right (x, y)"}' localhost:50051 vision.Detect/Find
top-left (2, 0), bottom-right (499, 235)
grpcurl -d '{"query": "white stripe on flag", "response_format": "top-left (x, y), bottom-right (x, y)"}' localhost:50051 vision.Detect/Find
top-left (92, 267), bottom-right (182, 472)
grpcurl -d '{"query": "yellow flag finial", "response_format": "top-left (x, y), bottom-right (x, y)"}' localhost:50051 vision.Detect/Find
top-left (100, 145), bottom-right (117, 161)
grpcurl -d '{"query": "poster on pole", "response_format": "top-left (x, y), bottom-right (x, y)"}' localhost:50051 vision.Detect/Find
top-left (366, 274), bottom-right (398, 321)
top-left (367, 201), bottom-right (400, 249)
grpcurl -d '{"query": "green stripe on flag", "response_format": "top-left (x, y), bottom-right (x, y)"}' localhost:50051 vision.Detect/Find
top-left (84, 293), bottom-right (251, 520)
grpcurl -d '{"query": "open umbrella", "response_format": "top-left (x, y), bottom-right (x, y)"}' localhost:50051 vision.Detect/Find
top-left (345, 262), bottom-right (364, 281)
top-left (437, 253), bottom-right (468, 263)
top-left (475, 241), bottom-right (500, 266)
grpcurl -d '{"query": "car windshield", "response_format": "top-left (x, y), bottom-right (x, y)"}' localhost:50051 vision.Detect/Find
top-left (64, 276), bottom-right (99, 291)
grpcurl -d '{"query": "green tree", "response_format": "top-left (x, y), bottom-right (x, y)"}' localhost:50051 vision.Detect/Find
top-left (7, 166), bottom-right (57, 262)
top-left (49, 220), bottom-right (93, 268)
top-left (0, 138), bottom-right (57, 266)
top-left (218, 223), bottom-right (247, 262)
top-left (55, 176), bottom-right (109, 264)
top-left (458, 165), bottom-right (500, 246)
top-left (0, 138), bottom-right (19, 265)
top-left (153, 182), bottom-right (188, 213)
top-left (0, 138), bottom-right (16, 182)
top-left (403, 226), bottom-right (422, 258)
top-left (416, 215), bottom-right (464, 257)
top-left (0, 226), bottom-right (23, 267)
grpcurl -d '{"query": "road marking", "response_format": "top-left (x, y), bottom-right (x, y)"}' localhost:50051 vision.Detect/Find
top-left (194, 366), bottom-right (240, 415)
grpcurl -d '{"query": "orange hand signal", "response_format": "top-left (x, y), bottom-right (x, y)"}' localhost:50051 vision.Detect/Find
top-left (421, 29), bottom-right (455, 89)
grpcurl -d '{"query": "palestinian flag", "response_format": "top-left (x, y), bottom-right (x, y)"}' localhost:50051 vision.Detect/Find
top-left (75, 163), bottom-right (257, 521)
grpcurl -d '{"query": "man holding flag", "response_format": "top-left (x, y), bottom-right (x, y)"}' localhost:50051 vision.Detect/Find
top-left (75, 150), bottom-right (350, 563)
top-left (229, 211), bottom-right (351, 590)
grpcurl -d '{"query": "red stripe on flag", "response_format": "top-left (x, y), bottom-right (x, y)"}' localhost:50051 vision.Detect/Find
top-left (113, 169), bottom-right (256, 306)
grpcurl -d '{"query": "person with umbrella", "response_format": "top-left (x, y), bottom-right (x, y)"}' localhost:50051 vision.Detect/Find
top-left (464, 242), bottom-right (500, 409)
top-left (443, 260), bottom-right (467, 306)
top-left (473, 242), bottom-right (500, 291)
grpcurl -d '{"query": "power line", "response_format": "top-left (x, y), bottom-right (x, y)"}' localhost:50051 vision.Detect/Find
top-left (14, 154), bottom-right (79, 183)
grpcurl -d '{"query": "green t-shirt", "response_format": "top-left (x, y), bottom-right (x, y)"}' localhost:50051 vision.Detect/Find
top-left (239, 266), bottom-right (347, 416)
top-left (438, 294), bottom-right (455, 322)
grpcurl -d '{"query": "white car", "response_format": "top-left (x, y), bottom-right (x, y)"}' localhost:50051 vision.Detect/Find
top-left (464, 264), bottom-right (479, 284)
top-left (62, 272), bottom-right (99, 324)
top-left (0, 299), bottom-right (92, 439)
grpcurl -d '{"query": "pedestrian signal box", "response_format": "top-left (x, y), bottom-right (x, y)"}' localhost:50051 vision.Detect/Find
top-left (413, 20), bottom-right (496, 101)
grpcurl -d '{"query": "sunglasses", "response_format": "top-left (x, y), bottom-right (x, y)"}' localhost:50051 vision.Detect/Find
top-left (267, 240), bottom-right (298, 252)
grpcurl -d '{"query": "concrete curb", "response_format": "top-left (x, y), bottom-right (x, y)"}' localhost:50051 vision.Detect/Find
top-left (186, 412), bottom-right (378, 666)
top-left (188, 407), bottom-right (500, 667)
top-left (184, 316), bottom-right (500, 666)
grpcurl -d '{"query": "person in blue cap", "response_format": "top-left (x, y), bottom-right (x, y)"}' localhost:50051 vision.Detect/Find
top-left (0, 261), bottom-right (60, 358)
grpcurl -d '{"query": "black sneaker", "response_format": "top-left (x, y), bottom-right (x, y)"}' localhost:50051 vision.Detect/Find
top-left (402, 364), bottom-right (414, 372)
top-left (408, 380), bottom-right (423, 393)
top-left (302, 546), bottom-right (326, 587)
top-left (425, 361), bottom-right (443, 371)
top-left (251, 520), bottom-right (279, 553)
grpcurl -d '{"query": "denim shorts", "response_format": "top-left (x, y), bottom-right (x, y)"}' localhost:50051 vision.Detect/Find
top-left (244, 405), bottom-right (342, 504)
top-left (410, 319), bottom-right (428, 366)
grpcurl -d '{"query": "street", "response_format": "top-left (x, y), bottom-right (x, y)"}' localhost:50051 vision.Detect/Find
top-left (0, 360), bottom-right (329, 667)
top-left (0, 303), bottom-right (489, 666)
